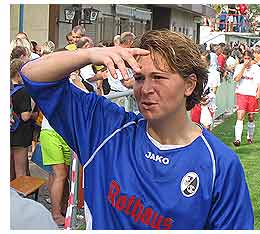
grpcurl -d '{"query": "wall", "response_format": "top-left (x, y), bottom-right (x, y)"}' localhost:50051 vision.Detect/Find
top-left (10, 5), bottom-right (20, 41)
top-left (58, 4), bottom-right (74, 48)
top-left (10, 4), bottom-right (49, 45)
top-left (170, 8), bottom-right (196, 40)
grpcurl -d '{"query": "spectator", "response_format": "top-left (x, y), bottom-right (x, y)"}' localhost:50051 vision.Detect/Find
top-left (21, 30), bottom-right (253, 229)
top-left (38, 41), bottom-right (71, 226)
top-left (216, 46), bottom-right (226, 77)
top-left (71, 25), bottom-right (86, 44)
top-left (10, 59), bottom-right (34, 179)
top-left (77, 36), bottom-right (106, 94)
top-left (209, 43), bottom-right (218, 70)
top-left (119, 31), bottom-right (135, 48)
top-left (225, 47), bottom-right (238, 79)
top-left (76, 36), bottom-right (94, 49)
top-left (64, 26), bottom-right (86, 51)
top-left (253, 46), bottom-right (260, 65)
top-left (31, 40), bottom-right (41, 56)
top-left (10, 37), bottom-right (39, 60)
top-left (227, 4), bottom-right (237, 32)
top-left (219, 7), bottom-right (227, 31)
top-left (191, 51), bottom-right (220, 130)
top-left (113, 34), bottom-right (121, 46)
top-left (41, 41), bottom-right (56, 56)
top-left (233, 50), bottom-right (260, 146)
top-left (65, 31), bottom-right (73, 45)
top-left (15, 32), bottom-right (29, 40)
top-left (239, 44), bottom-right (246, 62)
top-left (14, 32), bottom-right (40, 59)
top-left (10, 46), bottom-right (29, 62)
top-left (238, 4), bottom-right (248, 32)
top-left (107, 32), bottom-right (136, 106)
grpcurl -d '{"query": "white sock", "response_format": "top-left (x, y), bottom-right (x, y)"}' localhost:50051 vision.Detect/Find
top-left (235, 120), bottom-right (243, 141)
top-left (247, 122), bottom-right (255, 140)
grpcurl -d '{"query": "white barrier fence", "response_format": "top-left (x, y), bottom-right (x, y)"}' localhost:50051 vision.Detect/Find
top-left (106, 78), bottom-right (236, 121)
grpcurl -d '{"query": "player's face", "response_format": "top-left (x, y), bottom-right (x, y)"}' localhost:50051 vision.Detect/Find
top-left (133, 54), bottom-right (193, 121)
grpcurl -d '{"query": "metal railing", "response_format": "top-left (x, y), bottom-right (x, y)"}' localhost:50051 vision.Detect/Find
top-left (205, 14), bottom-right (259, 33)
top-left (106, 83), bottom-right (236, 121)
top-left (215, 78), bottom-right (236, 119)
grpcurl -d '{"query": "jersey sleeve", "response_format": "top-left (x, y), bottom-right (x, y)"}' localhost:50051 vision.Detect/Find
top-left (20, 71), bottom-right (138, 166)
top-left (206, 151), bottom-right (254, 229)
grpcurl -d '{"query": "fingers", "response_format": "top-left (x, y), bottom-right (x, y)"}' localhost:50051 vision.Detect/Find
top-left (127, 48), bottom-right (150, 73)
top-left (110, 54), bottom-right (129, 80)
top-left (104, 57), bottom-right (117, 79)
top-left (96, 47), bottom-right (149, 80)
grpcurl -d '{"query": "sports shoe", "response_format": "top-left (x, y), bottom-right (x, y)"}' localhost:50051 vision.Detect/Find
top-left (233, 140), bottom-right (241, 147)
top-left (247, 139), bottom-right (253, 144)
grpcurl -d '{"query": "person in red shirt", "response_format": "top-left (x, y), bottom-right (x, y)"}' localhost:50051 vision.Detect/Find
top-left (238, 4), bottom-right (248, 32)
top-left (216, 46), bottom-right (226, 77)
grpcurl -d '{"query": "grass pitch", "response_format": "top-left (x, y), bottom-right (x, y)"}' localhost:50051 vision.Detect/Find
top-left (213, 113), bottom-right (260, 230)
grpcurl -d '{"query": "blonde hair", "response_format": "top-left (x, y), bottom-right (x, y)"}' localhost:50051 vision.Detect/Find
top-left (10, 38), bottom-right (32, 58)
top-left (120, 32), bottom-right (135, 46)
top-left (41, 41), bottom-right (55, 55)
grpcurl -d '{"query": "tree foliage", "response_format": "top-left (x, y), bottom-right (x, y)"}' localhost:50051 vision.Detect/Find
top-left (249, 4), bottom-right (260, 16)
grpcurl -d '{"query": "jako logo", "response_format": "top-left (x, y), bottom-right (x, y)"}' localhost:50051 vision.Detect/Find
top-left (145, 152), bottom-right (170, 165)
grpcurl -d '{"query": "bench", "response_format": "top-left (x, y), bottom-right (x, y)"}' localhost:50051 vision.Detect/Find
top-left (10, 176), bottom-right (47, 201)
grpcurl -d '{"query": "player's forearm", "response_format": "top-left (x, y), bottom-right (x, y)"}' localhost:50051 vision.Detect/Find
top-left (21, 49), bottom-right (93, 82)
top-left (21, 47), bottom-right (149, 82)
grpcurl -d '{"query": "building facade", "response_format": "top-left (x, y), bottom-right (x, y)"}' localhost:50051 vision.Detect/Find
top-left (10, 4), bottom-right (215, 48)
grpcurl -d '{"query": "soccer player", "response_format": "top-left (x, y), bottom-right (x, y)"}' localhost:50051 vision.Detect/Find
top-left (20, 30), bottom-right (253, 230)
top-left (233, 50), bottom-right (260, 146)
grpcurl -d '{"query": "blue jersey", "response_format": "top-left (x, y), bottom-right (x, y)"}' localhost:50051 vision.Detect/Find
top-left (21, 73), bottom-right (254, 230)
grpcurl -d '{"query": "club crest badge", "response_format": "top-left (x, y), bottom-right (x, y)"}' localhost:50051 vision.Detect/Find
top-left (181, 172), bottom-right (199, 197)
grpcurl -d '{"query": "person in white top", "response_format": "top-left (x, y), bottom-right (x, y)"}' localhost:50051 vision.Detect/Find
top-left (107, 32), bottom-right (136, 107)
top-left (200, 51), bottom-right (221, 130)
top-left (209, 44), bottom-right (218, 71)
top-left (233, 50), bottom-right (260, 146)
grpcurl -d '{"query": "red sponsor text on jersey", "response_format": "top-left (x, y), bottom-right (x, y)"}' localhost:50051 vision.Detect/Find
top-left (107, 180), bottom-right (173, 230)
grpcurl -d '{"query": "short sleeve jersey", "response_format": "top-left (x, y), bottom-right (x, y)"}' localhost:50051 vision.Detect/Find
top-left (21, 72), bottom-right (254, 230)
top-left (234, 63), bottom-right (260, 96)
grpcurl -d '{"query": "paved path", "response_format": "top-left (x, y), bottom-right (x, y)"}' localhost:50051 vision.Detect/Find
top-left (29, 160), bottom-right (85, 229)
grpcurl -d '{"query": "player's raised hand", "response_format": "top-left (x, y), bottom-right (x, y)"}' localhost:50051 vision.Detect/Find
top-left (86, 47), bottom-right (150, 80)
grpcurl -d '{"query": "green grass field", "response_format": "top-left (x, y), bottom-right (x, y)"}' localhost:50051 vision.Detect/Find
top-left (212, 113), bottom-right (260, 230)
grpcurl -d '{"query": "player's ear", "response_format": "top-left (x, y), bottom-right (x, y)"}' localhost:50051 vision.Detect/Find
top-left (184, 73), bottom-right (197, 97)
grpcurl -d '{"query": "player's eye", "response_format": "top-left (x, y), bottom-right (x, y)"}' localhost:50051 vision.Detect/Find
top-left (153, 75), bottom-right (166, 80)
top-left (134, 75), bottom-right (145, 81)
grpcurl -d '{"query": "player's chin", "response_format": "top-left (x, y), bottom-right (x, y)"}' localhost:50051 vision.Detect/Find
top-left (140, 110), bottom-right (160, 120)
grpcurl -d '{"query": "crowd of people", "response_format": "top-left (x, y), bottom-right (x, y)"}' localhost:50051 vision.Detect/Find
top-left (10, 24), bottom-right (259, 229)
top-left (205, 4), bottom-right (256, 33)
top-left (10, 26), bottom-right (139, 228)
top-left (193, 41), bottom-right (260, 146)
